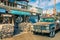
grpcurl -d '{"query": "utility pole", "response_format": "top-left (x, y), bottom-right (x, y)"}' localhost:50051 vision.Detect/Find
top-left (53, 0), bottom-right (56, 15)
top-left (26, 0), bottom-right (29, 9)
top-left (38, 0), bottom-right (40, 7)
top-left (37, 0), bottom-right (40, 22)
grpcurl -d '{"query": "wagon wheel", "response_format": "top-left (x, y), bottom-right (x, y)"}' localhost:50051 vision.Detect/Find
top-left (49, 29), bottom-right (55, 38)
top-left (6, 25), bottom-right (14, 37)
top-left (1, 25), bottom-right (8, 38)
top-left (1, 25), bottom-right (14, 38)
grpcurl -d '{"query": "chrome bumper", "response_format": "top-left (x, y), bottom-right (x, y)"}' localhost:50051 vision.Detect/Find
top-left (33, 29), bottom-right (50, 33)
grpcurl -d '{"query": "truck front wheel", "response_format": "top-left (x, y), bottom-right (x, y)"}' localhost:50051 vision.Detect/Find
top-left (33, 31), bottom-right (37, 34)
top-left (49, 29), bottom-right (55, 38)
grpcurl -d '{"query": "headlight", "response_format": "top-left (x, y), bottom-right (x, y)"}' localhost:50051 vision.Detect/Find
top-left (45, 25), bottom-right (49, 29)
top-left (46, 27), bottom-right (49, 29)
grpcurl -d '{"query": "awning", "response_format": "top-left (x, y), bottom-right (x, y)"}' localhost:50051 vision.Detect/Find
top-left (0, 8), bottom-right (6, 13)
top-left (9, 10), bottom-right (31, 15)
top-left (1, 14), bottom-right (12, 17)
top-left (8, 0), bottom-right (15, 3)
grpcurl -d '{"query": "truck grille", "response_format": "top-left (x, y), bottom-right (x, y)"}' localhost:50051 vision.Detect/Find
top-left (33, 25), bottom-right (47, 30)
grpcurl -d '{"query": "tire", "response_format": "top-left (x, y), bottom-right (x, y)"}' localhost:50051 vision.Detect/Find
top-left (49, 29), bottom-right (55, 38)
top-left (33, 31), bottom-right (37, 34)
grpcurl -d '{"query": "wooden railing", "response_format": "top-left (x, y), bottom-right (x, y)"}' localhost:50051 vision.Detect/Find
top-left (0, 0), bottom-right (28, 9)
top-left (0, 0), bottom-right (40, 13)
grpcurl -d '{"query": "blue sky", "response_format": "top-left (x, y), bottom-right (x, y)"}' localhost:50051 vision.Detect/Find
top-left (28, 0), bottom-right (60, 12)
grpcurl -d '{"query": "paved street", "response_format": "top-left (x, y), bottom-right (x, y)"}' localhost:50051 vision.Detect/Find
top-left (2, 30), bottom-right (60, 40)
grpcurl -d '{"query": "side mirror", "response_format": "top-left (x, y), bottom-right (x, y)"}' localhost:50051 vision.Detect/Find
top-left (6, 11), bottom-right (8, 13)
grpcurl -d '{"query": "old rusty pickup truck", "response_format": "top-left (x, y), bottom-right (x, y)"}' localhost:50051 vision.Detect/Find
top-left (32, 17), bottom-right (57, 37)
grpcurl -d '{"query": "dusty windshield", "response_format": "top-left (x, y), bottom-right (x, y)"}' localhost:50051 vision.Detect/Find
top-left (0, 17), bottom-right (12, 24)
top-left (40, 18), bottom-right (55, 22)
top-left (29, 15), bottom-right (38, 23)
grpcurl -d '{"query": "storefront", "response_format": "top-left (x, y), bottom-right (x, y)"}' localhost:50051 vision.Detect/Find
top-left (9, 10), bottom-right (31, 35)
top-left (9, 10), bottom-right (31, 22)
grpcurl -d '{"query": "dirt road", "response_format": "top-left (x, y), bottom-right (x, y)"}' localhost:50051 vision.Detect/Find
top-left (2, 31), bottom-right (60, 40)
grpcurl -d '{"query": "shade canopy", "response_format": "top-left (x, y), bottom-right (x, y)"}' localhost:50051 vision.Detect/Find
top-left (8, 0), bottom-right (15, 3)
top-left (0, 8), bottom-right (6, 13)
top-left (9, 10), bottom-right (31, 15)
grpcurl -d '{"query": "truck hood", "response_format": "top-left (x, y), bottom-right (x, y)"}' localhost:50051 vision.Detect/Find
top-left (33, 22), bottom-right (52, 26)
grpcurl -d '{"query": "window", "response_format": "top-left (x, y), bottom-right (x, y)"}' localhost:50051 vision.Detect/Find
top-left (0, 17), bottom-right (12, 24)
top-left (40, 18), bottom-right (55, 22)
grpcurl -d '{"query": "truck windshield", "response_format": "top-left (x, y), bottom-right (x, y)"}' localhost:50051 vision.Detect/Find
top-left (0, 17), bottom-right (12, 24)
top-left (40, 18), bottom-right (55, 22)
top-left (29, 15), bottom-right (38, 23)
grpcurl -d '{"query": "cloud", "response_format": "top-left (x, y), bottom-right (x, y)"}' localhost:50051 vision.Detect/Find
top-left (29, 0), bottom-right (60, 7)
top-left (28, 0), bottom-right (60, 13)
top-left (43, 8), bottom-right (53, 14)
top-left (28, 0), bottom-right (38, 7)
top-left (29, 0), bottom-right (50, 8)
top-left (56, 0), bottom-right (60, 3)
top-left (48, 0), bottom-right (60, 6)
top-left (39, 1), bottom-right (49, 8)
